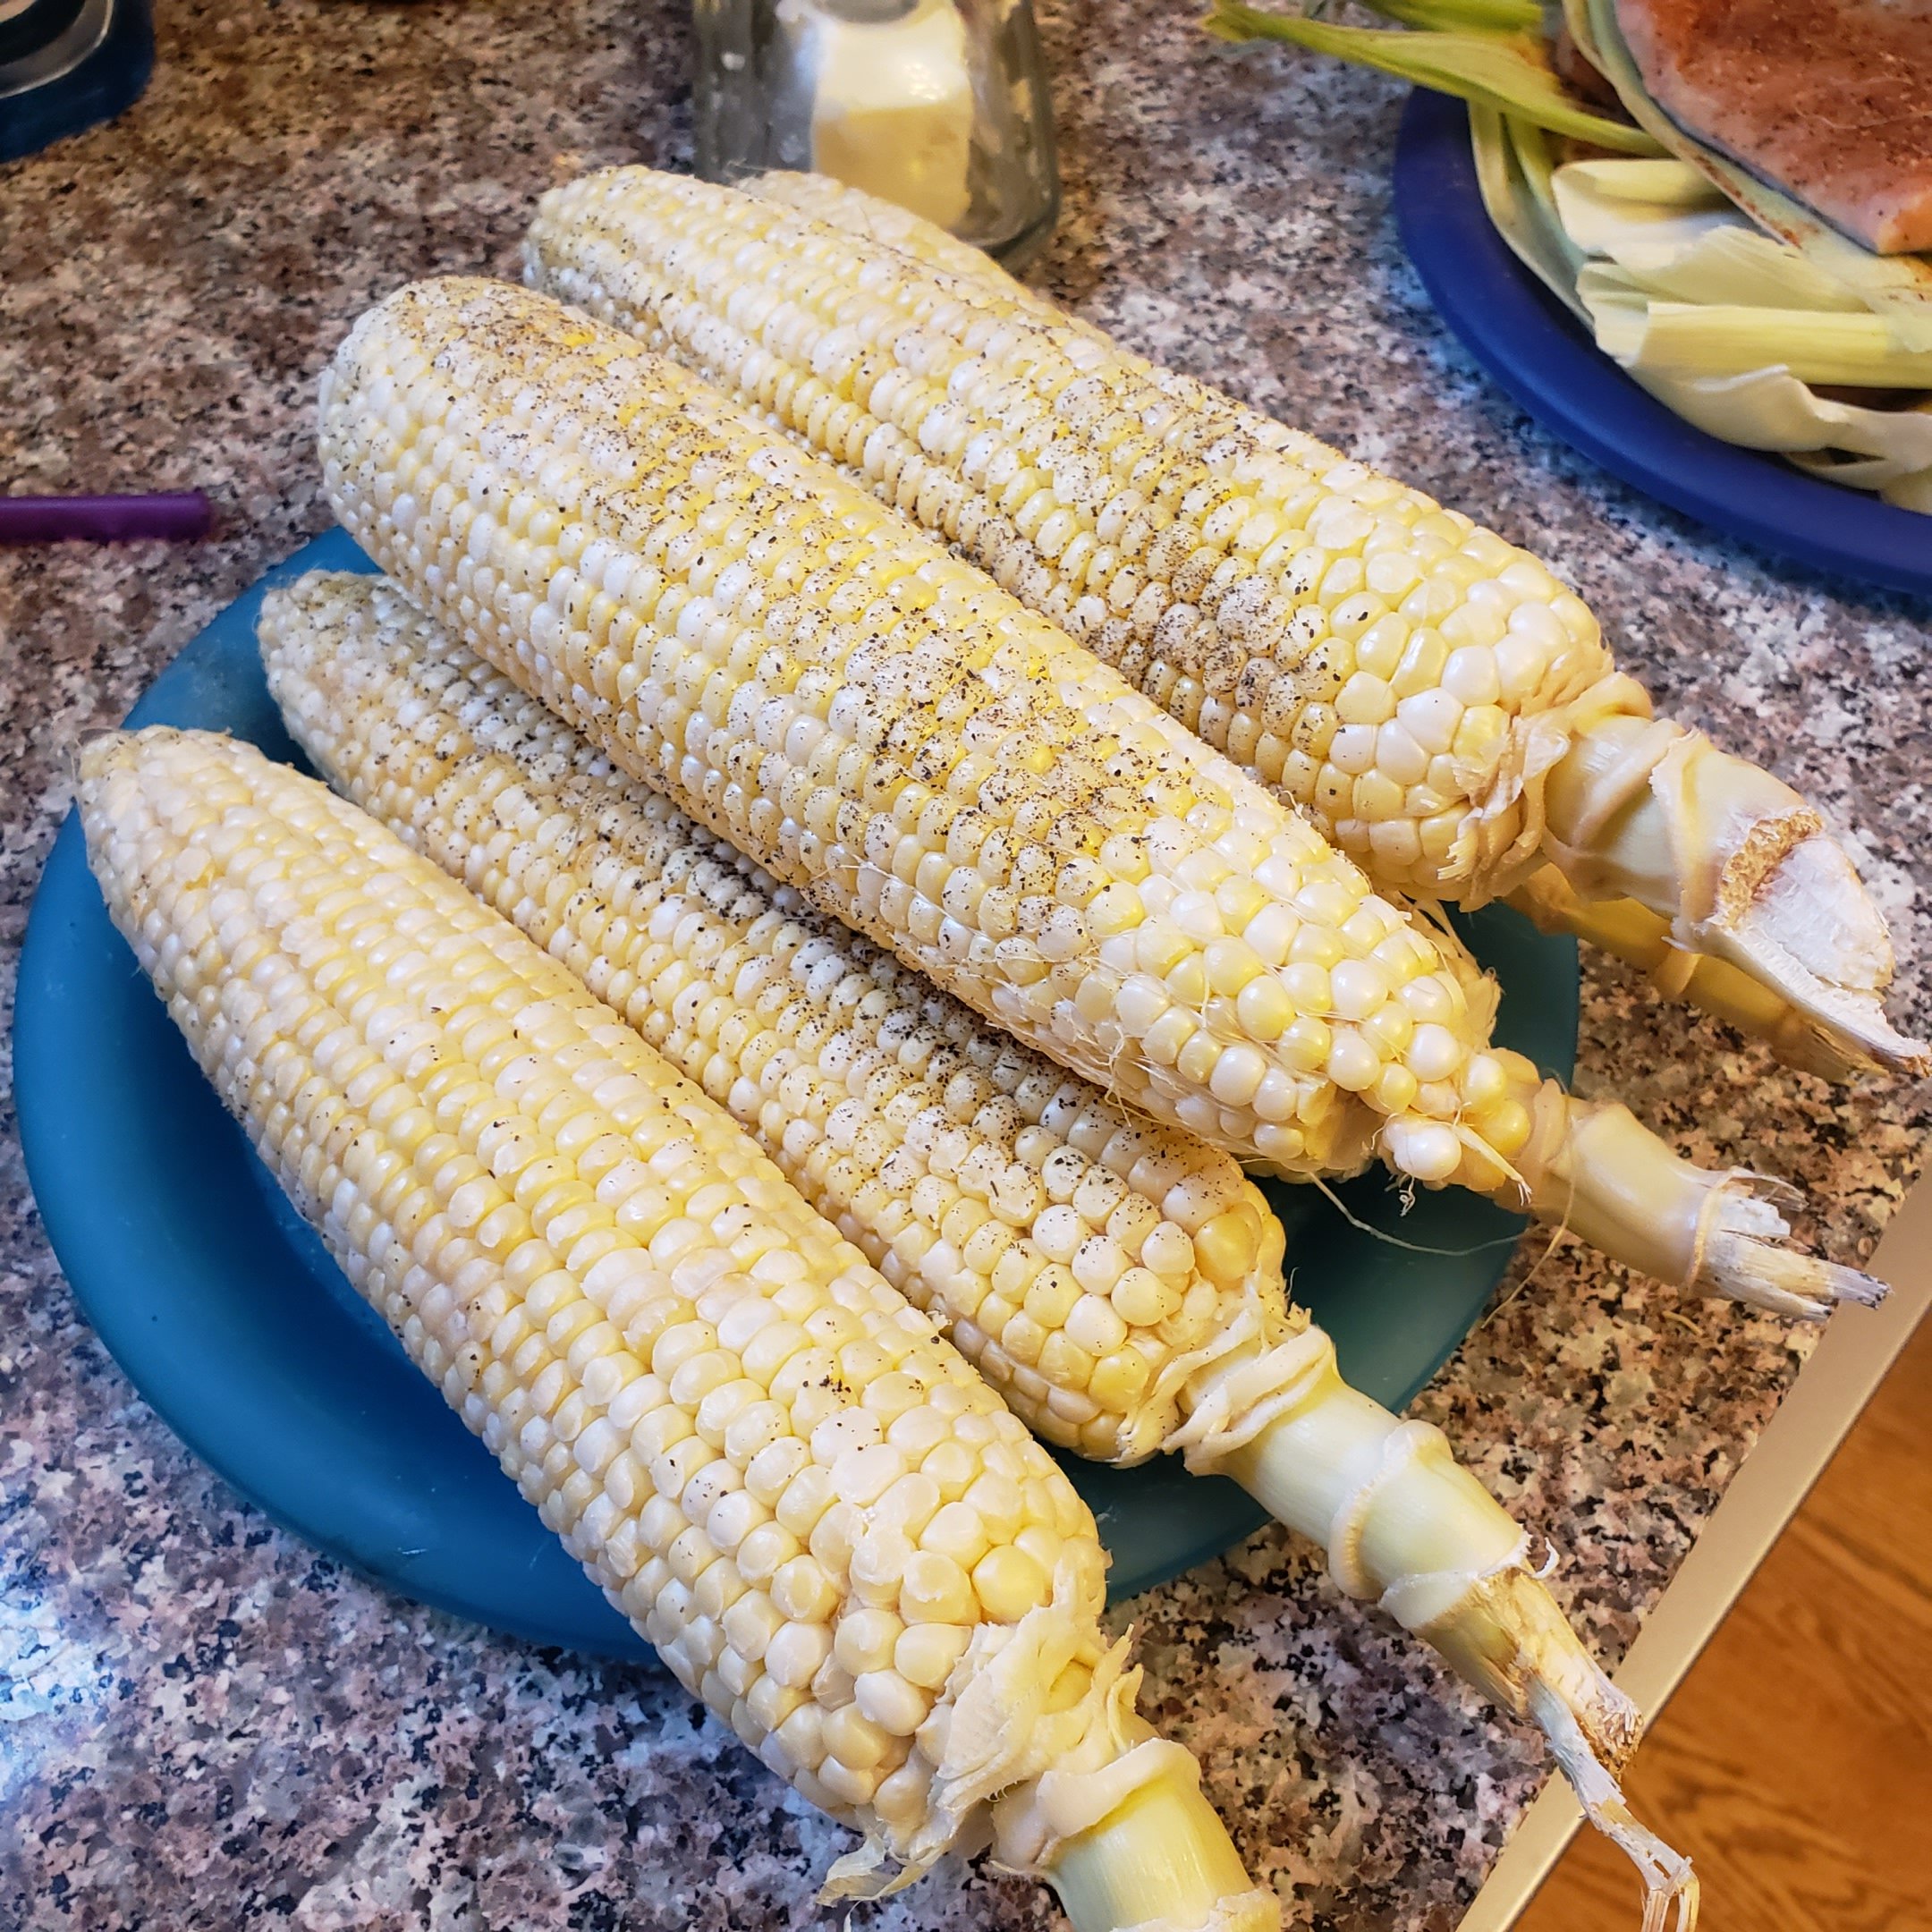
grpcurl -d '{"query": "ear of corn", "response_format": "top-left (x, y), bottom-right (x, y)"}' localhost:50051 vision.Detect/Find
top-left (318, 277), bottom-right (1885, 1323)
top-left (259, 567), bottom-right (1698, 1922)
top-left (522, 165), bottom-right (1924, 1080)
top-left (318, 275), bottom-right (1530, 1195)
top-left (739, 172), bottom-right (1914, 1089)
top-left (260, 567), bottom-right (1292, 1470)
top-left (79, 725), bottom-right (1278, 1931)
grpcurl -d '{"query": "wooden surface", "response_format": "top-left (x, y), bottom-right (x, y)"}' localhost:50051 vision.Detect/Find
top-left (1519, 1309), bottom-right (1932, 1932)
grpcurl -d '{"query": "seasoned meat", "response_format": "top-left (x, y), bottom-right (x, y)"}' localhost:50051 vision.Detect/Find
top-left (1613, 0), bottom-right (1932, 253)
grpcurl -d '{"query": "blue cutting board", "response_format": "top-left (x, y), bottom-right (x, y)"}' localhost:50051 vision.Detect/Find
top-left (14, 529), bottom-right (1579, 1659)
top-left (1395, 89), bottom-right (1932, 600)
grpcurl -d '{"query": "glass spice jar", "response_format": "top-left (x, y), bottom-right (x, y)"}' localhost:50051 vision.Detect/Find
top-left (691, 0), bottom-right (1059, 267)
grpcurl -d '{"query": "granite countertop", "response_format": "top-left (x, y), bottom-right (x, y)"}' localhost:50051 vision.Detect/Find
top-left (2, 3), bottom-right (1925, 1927)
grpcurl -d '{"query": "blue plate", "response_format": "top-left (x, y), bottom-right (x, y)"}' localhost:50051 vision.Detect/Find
top-left (15, 530), bottom-right (1578, 1659)
top-left (1394, 90), bottom-right (1932, 600)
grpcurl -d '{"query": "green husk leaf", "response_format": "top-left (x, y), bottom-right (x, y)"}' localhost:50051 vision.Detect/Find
top-left (1470, 106), bottom-right (1591, 316)
top-left (1204, 0), bottom-right (1665, 153)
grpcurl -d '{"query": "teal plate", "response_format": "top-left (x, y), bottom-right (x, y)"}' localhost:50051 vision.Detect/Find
top-left (15, 530), bottom-right (1579, 1659)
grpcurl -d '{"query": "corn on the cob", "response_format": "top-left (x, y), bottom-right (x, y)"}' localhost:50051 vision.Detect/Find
top-left (735, 176), bottom-right (1912, 1089)
top-left (318, 278), bottom-right (1508, 1184)
top-left (523, 165), bottom-right (1925, 1081)
top-left (79, 724), bottom-right (1277, 1930)
top-left (318, 275), bottom-right (1880, 1322)
top-left (262, 567), bottom-right (1695, 1926)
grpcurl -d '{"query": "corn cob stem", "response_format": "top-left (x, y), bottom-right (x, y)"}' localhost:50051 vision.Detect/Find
top-left (1208, 1341), bottom-right (1654, 1763)
top-left (80, 725), bottom-right (1272, 1927)
top-left (1204, 1335), bottom-right (1701, 1932)
top-left (1504, 1083), bottom-right (1881, 1320)
top-left (1029, 1750), bottom-right (1283, 1932)
top-left (1388, 909), bottom-right (1881, 1318)
top-left (1538, 714), bottom-right (1923, 1077)
top-left (523, 165), bottom-right (1924, 1081)
top-left (262, 567), bottom-right (1691, 1902)
top-left (1506, 864), bottom-right (1871, 1081)
top-left (1219, 1412), bottom-right (1698, 1932)
top-left (1530, 1686), bottom-right (1699, 1932)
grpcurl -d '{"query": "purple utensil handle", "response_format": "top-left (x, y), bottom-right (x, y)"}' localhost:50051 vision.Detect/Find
top-left (1, 493), bottom-right (215, 545)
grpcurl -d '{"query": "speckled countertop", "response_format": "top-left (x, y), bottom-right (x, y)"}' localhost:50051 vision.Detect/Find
top-left (1, 3), bottom-right (1926, 1927)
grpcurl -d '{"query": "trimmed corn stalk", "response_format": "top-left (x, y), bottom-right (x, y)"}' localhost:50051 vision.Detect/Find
top-left (262, 567), bottom-right (1695, 1923)
top-left (1507, 865), bottom-right (1871, 1082)
top-left (79, 724), bottom-right (1277, 1931)
top-left (317, 275), bottom-right (1880, 1323)
top-left (522, 165), bottom-right (1925, 1080)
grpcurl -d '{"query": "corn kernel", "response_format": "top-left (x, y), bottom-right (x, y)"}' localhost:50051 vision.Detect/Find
top-left (971, 1545), bottom-right (1048, 1622)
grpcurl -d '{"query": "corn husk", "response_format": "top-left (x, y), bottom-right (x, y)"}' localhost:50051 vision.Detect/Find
top-left (1580, 276), bottom-right (1932, 389)
top-left (1553, 165), bottom-right (1869, 311)
top-left (1204, 0), bottom-right (1663, 153)
top-left (1469, 113), bottom-right (1932, 511)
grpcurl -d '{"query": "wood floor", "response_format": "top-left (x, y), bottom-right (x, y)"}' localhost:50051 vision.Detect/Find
top-left (1519, 1309), bottom-right (1932, 1932)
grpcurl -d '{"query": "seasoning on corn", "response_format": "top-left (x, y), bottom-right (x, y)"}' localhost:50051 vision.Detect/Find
top-left (260, 567), bottom-right (1697, 1924)
top-left (522, 165), bottom-right (1926, 1081)
top-left (745, 169), bottom-right (1326, 462)
top-left (79, 724), bottom-right (1280, 1932)
top-left (317, 275), bottom-right (1882, 1323)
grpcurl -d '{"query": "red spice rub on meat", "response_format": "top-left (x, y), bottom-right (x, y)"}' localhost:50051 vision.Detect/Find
top-left (1613, 0), bottom-right (1932, 253)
